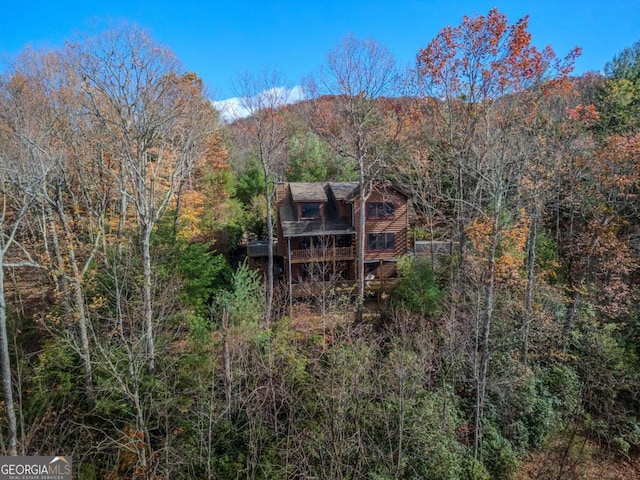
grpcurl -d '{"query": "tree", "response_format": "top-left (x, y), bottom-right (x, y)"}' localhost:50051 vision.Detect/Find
top-left (0, 74), bottom-right (50, 453)
top-left (595, 39), bottom-right (640, 135)
top-left (229, 69), bottom-right (292, 327)
top-left (2, 47), bottom-right (114, 402)
top-left (605, 39), bottom-right (640, 83)
top-left (72, 24), bottom-right (219, 371)
top-left (415, 8), bottom-right (579, 457)
top-left (306, 35), bottom-right (400, 315)
top-left (284, 129), bottom-right (352, 182)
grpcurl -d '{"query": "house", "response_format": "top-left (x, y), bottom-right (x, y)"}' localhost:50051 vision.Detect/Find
top-left (275, 181), bottom-right (412, 298)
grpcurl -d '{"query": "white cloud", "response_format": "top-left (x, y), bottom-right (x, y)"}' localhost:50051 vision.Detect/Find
top-left (212, 97), bottom-right (251, 122)
top-left (213, 85), bottom-right (305, 123)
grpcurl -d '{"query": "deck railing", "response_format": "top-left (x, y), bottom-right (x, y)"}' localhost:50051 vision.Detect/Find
top-left (289, 245), bottom-right (355, 263)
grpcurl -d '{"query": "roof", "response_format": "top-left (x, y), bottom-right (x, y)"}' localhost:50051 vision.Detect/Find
top-left (277, 180), bottom-right (410, 236)
top-left (289, 183), bottom-right (328, 202)
top-left (287, 182), bottom-right (358, 203)
top-left (327, 182), bottom-right (358, 200)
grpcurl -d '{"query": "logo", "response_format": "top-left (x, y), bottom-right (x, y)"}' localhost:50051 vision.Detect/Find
top-left (0, 456), bottom-right (72, 480)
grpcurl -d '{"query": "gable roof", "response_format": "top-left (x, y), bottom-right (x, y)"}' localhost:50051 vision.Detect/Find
top-left (287, 182), bottom-right (359, 203)
top-left (327, 182), bottom-right (358, 200)
top-left (289, 183), bottom-right (328, 202)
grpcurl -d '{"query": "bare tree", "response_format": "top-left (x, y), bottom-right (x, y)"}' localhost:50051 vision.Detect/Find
top-left (229, 69), bottom-right (291, 328)
top-left (2, 47), bottom-right (112, 401)
top-left (72, 24), bottom-right (219, 371)
top-left (296, 236), bottom-right (354, 348)
top-left (306, 35), bottom-right (400, 317)
top-left (0, 81), bottom-right (50, 453)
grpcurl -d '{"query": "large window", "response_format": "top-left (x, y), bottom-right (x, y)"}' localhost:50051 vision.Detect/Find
top-left (368, 232), bottom-right (395, 251)
top-left (300, 203), bottom-right (321, 219)
top-left (367, 202), bottom-right (395, 219)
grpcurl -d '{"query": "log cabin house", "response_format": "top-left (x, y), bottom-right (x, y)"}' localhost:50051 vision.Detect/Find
top-left (274, 181), bottom-right (412, 298)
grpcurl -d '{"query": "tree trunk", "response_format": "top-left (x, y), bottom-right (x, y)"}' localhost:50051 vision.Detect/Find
top-left (563, 288), bottom-right (580, 350)
top-left (222, 309), bottom-right (232, 417)
top-left (58, 204), bottom-right (94, 401)
top-left (129, 355), bottom-right (149, 474)
top-left (141, 224), bottom-right (155, 372)
top-left (0, 252), bottom-right (18, 456)
top-left (47, 213), bottom-right (74, 318)
top-left (523, 211), bottom-right (538, 366)
top-left (71, 276), bottom-right (94, 402)
top-left (356, 167), bottom-right (366, 321)
top-left (474, 210), bottom-right (499, 459)
top-left (264, 168), bottom-right (274, 328)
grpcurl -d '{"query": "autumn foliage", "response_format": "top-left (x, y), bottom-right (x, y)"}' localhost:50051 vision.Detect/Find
top-left (0, 11), bottom-right (639, 480)
top-left (417, 8), bottom-right (580, 100)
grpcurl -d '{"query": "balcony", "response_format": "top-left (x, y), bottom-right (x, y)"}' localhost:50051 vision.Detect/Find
top-left (289, 245), bottom-right (356, 264)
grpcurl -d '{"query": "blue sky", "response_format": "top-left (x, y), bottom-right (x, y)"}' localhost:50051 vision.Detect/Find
top-left (1, 1), bottom-right (639, 100)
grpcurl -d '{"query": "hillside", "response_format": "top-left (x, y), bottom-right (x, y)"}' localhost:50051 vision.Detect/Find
top-left (0, 11), bottom-right (638, 479)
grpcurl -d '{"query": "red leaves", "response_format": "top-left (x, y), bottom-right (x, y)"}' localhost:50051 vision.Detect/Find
top-left (567, 104), bottom-right (600, 124)
top-left (417, 8), bottom-right (580, 100)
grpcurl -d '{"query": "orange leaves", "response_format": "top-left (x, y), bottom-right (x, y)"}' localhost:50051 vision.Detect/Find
top-left (466, 217), bottom-right (494, 253)
top-left (585, 132), bottom-right (640, 204)
top-left (600, 131), bottom-right (640, 165)
top-left (572, 218), bottom-right (638, 319)
top-left (417, 8), bottom-right (579, 100)
top-left (466, 213), bottom-right (530, 287)
top-left (202, 133), bottom-right (229, 173)
top-left (495, 216), bottom-right (530, 286)
top-left (567, 104), bottom-right (600, 125)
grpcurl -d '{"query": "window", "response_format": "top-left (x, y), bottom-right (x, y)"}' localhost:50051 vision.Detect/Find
top-left (368, 232), bottom-right (395, 251)
top-left (300, 203), bottom-right (321, 219)
top-left (367, 202), bottom-right (395, 219)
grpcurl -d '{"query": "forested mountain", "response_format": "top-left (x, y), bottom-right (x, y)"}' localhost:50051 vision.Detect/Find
top-left (0, 9), bottom-right (638, 479)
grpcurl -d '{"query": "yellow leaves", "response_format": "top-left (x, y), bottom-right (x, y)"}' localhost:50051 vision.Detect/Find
top-left (174, 189), bottom-right (205, 242)
top-left (89, 294), bottom-right (107, 311)
top-left (495, 216), bottom-right (529, 286)
top-left (466, 211), bottom-right (530, 287)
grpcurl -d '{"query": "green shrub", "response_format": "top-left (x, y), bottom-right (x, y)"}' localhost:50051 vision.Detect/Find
top-left (393, 256), bottom-right (442, 317)
top-left (482, 423), bottom-right (519, 479)
top-left (175, 242), bottom-right (232, 315)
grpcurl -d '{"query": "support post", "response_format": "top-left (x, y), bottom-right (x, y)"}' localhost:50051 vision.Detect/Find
top-left (287, 237), bottom-right (293, 312)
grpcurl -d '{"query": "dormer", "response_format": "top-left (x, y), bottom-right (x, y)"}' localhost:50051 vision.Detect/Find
top-left (289, 183), bottom-right (328, 220)
top-left (299, 202), bottom-right (322, 220)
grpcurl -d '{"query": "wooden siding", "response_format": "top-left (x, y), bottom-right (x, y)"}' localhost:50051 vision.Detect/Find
top-left (276, 182), bottom-right (410, 293)
top-left (334, 200), bottom-right (352, 224)
top-left (275, 182), bottom-right (286, 204)
top-left (276, 183), bottom-right (289, 257)
top-left (276, 217), bottom-right (286, 257)
top-left (354, 189), bottom-right (410, 261)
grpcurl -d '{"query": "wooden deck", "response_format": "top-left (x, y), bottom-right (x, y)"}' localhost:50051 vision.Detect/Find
top-left (290, 278), bottom-right (398, 298)
top-left (289, 246), bottom-right (356, 264)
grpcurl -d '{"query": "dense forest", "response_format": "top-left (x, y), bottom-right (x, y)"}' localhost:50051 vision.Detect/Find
top-left (0, 9), bottom-right (639, 479)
